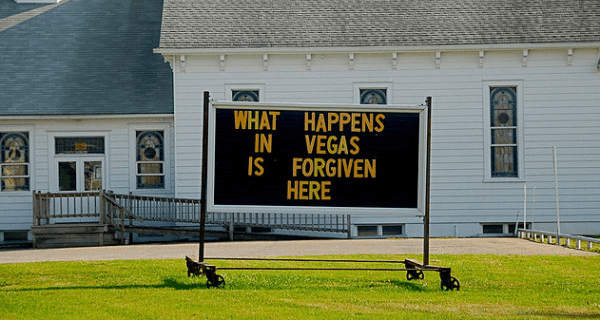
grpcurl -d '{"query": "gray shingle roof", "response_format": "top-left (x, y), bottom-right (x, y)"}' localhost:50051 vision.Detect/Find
top-left (158, 0), bottom-right (600, 50)
top-left (0, 0), bottom-right (173, 116)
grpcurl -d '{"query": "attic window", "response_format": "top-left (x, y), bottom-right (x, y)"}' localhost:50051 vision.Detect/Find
top-left (232, 90), bottom-right (259, 102)
top-left (360, 89), bottom-right (387, 104)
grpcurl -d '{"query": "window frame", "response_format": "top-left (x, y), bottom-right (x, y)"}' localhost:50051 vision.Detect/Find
top-left (0, 130), bottom-right (31, 193)
top-left (129, 124), bottom-right (171, 192)
top-left (483, 81), bottom-right (525, 182)
top-left (226, 84), bottom-right (265, 102)
top-left (49, 131), bottom-right (109, 193)
top-left (354, 82), bottom-right (392, 105)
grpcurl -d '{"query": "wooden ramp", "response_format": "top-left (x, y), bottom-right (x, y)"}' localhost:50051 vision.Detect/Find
top-left (31, 190), bottom-right (351, 248)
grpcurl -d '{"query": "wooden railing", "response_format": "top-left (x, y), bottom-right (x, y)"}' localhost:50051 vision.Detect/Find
top-left (112, 192), bottom-right (351, 237)
top-left (33, 191), bottom-right (351, 239)
top-left (517, 229), bottom-right (600, 251)
top-left (33, 190), bottom-right (128, 243)
top-left (33, 191), bottom-right (101, 225)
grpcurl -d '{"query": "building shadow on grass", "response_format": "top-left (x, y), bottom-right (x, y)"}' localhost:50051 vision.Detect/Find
top-left (4, 277), bottom-right (205, 292)
top-left (5, 276), bottom-right (435, 292)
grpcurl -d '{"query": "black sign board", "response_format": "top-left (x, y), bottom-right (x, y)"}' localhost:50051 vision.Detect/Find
top-left (207, 103), bottom-right (426, 215)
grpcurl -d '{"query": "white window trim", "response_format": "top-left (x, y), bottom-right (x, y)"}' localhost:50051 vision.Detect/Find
top-left (129, 124), bottom-right (171, 193)
top-left (483, 81), bottom-right (525, 182)
top-left (49, 131), bottom-right (110, 193)
top-left (0, 126), bottom-right (33, 193)
top-left (225, 84), bottom-right (265, 102)
top-left (353, 82), bottom-right (392, 105)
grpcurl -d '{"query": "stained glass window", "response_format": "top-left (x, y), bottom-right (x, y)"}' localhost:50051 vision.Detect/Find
top-left (1, 132), bottom-right (30, 191)
top-left (360, 89), bottom-right (387, 104)
top-left (136, 131), bottom-right (164, 189)
top-left (55, 137), bottom-right (105, 154)
top-left (490, 87), bottom-right (518, 177)
top-left (232, 90), bottom-right (259, 102)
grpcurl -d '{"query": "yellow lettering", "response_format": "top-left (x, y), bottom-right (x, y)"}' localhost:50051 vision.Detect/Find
top-left (304, 112), bottom-right (316, 131)
top-left (247, 111), bottom-right (260, 129)
top-left (326, 159), bottom-right (337, 177)
top-left (321, 181), bottom-right (331, 200)
top-left (326, 136), bottom-right (338, 154)
top-left (362, 113), bottom-right (374, 132)
top-left (337, 136), bottom-right (348, 155)
top-left (351, 113), bottom-right (361, 132)
top-left (287, 180), bottom-right (298, 199)
top-left (316, 114), bottom-right (327, 132)
top-left (299, 180), bottom-right (309, 200)
top-left (287, 180), bottom-right (331, 201)
top-left (269, 111), bottom-right (280, 130)
top-left (305, 135), bottom-right (316, 154)
top-left (353, 159), bottom-right (364, 178)
top-left (314, 158), bottom-right (325, 177)
top-left (254, 133), bottom-right (272, 153)
top-left (365, 159), bottom-right (376, 178)
top-left (341, 158), bottom-right (353, 178)
top-left (259, 112), bottom-right (271, 130)
top-left (248, 157), bottom-right (264, 176)
top-left (234, 110), bottom-right (248, 129)
top-left (292, 157), bottom-right (302, 177)
top-left (327, 113), bottom-right (339, 132)
top-left (350, 136), bottom-right (360, 155)
top-left (339, 113), bottom-right (351, 131)
top-left (302, 158), bottom-right (313, 177)
top-left (375, 114), bottom-right (385, 132)
top-left (316, 135), bottom-right (326, 155)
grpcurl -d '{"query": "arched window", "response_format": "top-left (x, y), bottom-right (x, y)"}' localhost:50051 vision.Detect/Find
top-left (232, 90), bottom-right (259, 102)
top-left (1, 132), bottom-right (29, 191)
top-left (360, 89), bottom-right (387, 104)
top-left (136, 131), bottom-right (164, 189)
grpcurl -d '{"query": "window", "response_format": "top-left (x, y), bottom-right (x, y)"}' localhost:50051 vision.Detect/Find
top-left (53, 136), bottom-right (105, 192)
top-left (484, 82), bottom-right (523, 181)
top-left (490, 87), bottom-right (518, 177)
top-left (382, 225), bottom-right (403, 236)
top-left (136, 131), bottom-right (165, 189)
top-left (55, 137), bottom-right (105, 154)
top-left (357, 225), bottom-right (378, 237)
top-left (360, 88), bottom-right (387, 104)
top-left (482, 224), bottom-right (504, 234)
top-left (232, 90), bottom-right (259, 102)
top-left (482, 223), bottom-right (531, 235)
top-left (1, 132), bottom-right (29, 192)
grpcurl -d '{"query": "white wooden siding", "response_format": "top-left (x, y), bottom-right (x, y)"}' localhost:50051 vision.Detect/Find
top-left (0, 117), bottom-right (175, 231)
top-left (172, 48), bottom-right (600, 237)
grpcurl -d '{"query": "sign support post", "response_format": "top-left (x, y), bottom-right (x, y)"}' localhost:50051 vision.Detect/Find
top-left (424, 97), bottom-right (432, 266)
top-left (199, 91), bottom-right (210, 261)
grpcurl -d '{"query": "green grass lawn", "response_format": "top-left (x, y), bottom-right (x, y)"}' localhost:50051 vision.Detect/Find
top-left (1, 254), bottom-right (599, 319)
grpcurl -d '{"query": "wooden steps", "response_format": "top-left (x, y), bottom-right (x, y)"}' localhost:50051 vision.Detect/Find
top-left (32, 223), bottom-right (121, 248)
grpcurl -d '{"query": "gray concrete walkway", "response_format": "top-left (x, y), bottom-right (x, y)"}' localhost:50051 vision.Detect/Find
top-left (0, 238), bottom-right (595, 264)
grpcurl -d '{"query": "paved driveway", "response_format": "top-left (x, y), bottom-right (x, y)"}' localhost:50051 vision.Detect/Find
top-left (0, 238), bottom-right (595, 264)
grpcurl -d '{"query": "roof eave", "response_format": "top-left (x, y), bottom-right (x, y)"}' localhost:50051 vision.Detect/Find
top-left (154, 42), bottom-right (600, 56)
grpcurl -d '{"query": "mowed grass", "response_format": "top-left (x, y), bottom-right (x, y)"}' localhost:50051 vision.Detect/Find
top-left (1, 254), bottom-right (599, 319)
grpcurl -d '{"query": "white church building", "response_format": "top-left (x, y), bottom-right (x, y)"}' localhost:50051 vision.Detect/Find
top-left (0, 0), bottom-right (599, 245)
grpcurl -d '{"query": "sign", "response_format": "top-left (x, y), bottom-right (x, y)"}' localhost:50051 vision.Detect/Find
top-left (207, 102), bottom-right (427, 216)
